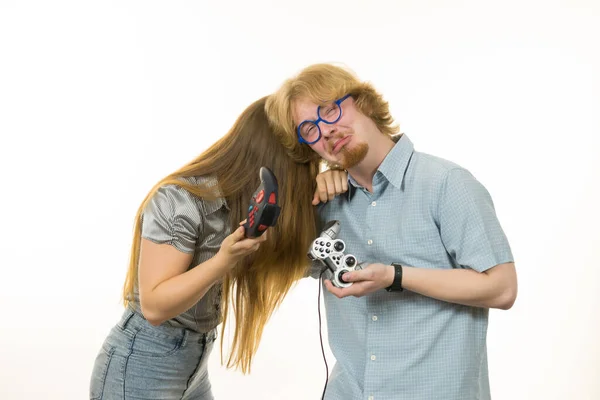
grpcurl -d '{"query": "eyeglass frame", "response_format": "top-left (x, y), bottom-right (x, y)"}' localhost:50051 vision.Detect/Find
top-left (296, 94), bottom-right (352, 145)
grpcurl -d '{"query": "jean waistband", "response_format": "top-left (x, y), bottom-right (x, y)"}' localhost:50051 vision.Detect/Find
top-left (118, 307), bottom-right (217, 345)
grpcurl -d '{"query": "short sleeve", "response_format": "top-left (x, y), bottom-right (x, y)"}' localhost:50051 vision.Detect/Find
top-left (141, 184), bottom-right (202, 254)
top-left (438, 168), bottom-right (513, 272)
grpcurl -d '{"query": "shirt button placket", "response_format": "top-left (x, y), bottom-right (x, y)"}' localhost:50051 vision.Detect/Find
top-left (364, 194), bottom-right (380, 399)
top-left (365, 301), bottom-right (381, 399)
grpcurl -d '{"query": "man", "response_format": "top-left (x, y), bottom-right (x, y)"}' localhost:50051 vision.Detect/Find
top-left (266, 63), bottom-right (517, 400)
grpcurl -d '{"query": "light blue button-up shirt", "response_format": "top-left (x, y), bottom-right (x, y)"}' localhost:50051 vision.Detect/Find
top-left (314, 134), bottom-right (514, 400)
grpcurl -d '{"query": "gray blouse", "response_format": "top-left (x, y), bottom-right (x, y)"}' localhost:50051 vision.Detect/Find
top-left (131, 176), bottom-right (230, 333)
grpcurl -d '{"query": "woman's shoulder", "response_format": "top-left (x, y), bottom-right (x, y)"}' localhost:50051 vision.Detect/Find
top-left (156, 175), bottom-right (228, 217)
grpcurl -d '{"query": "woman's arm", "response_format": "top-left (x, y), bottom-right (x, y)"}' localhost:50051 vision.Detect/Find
top-left (139, 225), bottom-right (267, 325)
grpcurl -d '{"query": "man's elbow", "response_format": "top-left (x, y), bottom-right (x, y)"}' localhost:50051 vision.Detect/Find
top-left (494, 285), bottom-right (517, 310)
top-left (486, 262), bottom-right (518, 310)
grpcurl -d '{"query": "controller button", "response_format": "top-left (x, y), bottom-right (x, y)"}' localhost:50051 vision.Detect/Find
top-left (256, 190), bottom-right (264, 203)
top-left (268, 192), bottom-right (276, 204)
top-left (248, 205), bottom-right (253, 212)
top-left (326, 242), bottom-right (331, 247)
top-left (325, 249), bottom-right (330, 253)
top-left (258, 224), bottom-right (267, 231)
top-left (319, 247), bottom-right (324, 252)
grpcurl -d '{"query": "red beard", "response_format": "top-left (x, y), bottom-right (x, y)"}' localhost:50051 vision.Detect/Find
top-left (338, 141), bottom-right (368, 169)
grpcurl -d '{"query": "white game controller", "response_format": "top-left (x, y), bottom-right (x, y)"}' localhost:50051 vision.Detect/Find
top-left (307, 220), bottom-right (362, 288)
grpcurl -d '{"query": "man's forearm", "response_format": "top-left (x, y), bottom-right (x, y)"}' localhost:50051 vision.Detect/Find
top-left (400, 263), bottom-right (517, 310)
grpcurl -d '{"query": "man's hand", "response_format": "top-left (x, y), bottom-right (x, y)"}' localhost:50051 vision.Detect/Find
top-left (324, 263), bottom-right (394, 298)
top-left (313, 169), bottom-right (348, 205)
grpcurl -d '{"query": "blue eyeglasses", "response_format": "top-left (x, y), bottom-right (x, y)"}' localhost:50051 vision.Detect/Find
top-left (296, 94), bottom-right (351, 145)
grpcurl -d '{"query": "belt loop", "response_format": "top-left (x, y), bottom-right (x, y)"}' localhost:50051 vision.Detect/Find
top-left (117, 308), bottom-right (135, 330)
top-left (205, 328), bottom-right (217, 344)
top-left (180, 329), bottom-right (189, 348)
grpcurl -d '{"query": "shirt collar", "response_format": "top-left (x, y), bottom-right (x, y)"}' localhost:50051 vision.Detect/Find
top-left (203, 196), bottom-right (229, 215)
top-left (194, 175), bottom-right (230, 214)
top-left (347, 134), bottom-right (414, 197)
top-left (378, 133), bottom-right (414, 189)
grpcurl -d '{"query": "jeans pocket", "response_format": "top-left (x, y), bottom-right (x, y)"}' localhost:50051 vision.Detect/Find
top-left (129, 326), bottom-right (187, 358)
top-left (89, 345), bottom-right (115, 400)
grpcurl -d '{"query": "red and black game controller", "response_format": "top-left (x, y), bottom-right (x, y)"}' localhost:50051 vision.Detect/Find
top-left (243, 167), bottom-right (281, 238)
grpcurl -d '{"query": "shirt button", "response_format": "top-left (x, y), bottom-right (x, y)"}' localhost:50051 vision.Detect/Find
top-left (371, 201), bottom-right (377, 206)
top-left (367, 239), bottom-right (373, 245)
top-left (371, 355), bottom-right (376, 361)
top-left (372, 315), bottom-right (378, 321)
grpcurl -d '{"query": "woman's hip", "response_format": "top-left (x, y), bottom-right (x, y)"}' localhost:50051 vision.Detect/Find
top-left (89, 308), bottom-right (216, 400)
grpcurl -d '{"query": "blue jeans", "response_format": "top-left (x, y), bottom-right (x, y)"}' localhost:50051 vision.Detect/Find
top-left (90, 308), bottom-right (216, 399)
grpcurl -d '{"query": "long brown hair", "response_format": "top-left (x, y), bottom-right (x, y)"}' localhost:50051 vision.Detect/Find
top-left (266, 63), bottom-right (399, 163)
top-left (122, 96), bottom-right (320, 373)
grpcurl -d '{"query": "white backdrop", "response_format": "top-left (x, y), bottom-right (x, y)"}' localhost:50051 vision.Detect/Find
top-left (1, 1), bottom-right (599, 399)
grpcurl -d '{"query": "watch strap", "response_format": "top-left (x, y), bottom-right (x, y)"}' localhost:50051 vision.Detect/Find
top-left (385, 263), bottom-right (404, 292)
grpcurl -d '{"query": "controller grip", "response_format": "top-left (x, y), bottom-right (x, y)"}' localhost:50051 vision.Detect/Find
top-left (260, 203), bottom-right (281, 226)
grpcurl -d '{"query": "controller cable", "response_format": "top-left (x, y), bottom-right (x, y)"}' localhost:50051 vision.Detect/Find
top-left (317, 261), bottom-right (364, 399)
top-left (318, 269), bottom-right (329, 400)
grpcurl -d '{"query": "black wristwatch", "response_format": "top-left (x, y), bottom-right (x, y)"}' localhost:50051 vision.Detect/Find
top-left (385, 263), bottom-right (404, 292)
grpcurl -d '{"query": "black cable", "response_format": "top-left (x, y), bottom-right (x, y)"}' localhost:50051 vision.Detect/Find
top-left (318, 270), bottom-right (329, 400)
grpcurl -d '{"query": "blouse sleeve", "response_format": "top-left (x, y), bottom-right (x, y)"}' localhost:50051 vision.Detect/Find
top-left (141, 184), bottom-right (202, 254)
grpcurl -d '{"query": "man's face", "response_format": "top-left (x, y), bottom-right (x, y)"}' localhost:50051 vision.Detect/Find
top-left (292, 96), bottom-right (369, 169)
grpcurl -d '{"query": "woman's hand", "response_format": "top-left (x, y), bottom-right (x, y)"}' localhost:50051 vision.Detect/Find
top-left (215, 221), bottom-right (268, 268)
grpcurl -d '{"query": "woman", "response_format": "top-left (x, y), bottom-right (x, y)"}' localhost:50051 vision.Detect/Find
top-left (89, 96), bottom-right (322, 399)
